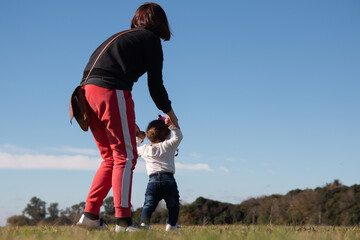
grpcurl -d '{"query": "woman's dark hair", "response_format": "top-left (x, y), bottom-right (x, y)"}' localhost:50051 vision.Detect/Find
top-left (146, 120), bottom-right (170, 143)
top-left (131, 2), bottom-right (171, 41)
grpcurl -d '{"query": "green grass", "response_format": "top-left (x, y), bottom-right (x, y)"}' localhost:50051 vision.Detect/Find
top-left (1, 225), bottom-right (359, 240)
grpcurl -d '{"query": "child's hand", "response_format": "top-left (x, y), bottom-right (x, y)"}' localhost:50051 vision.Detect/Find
top-left (165, 116), bottom-right (173, 126)
top-left (136, 124), bottom-right (146, 140)
top-left (138, 131), bottom-right (146, 140)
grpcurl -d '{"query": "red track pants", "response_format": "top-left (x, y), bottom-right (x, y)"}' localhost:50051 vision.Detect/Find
top-left (84, 84), bottom-right (138, 218)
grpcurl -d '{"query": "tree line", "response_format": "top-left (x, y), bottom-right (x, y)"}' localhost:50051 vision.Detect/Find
top-left (7, 180), bottom-right (360, 226)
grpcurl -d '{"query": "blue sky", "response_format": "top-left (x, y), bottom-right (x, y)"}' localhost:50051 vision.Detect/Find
top-left (0, 0), bottom-right (359, 226)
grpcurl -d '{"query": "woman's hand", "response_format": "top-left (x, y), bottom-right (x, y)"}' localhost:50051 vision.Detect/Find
top-left (166, 108), bottom-right (180, 129)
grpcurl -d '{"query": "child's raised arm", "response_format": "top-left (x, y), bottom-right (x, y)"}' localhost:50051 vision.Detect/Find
top-left (164, 124), bottom-right (183, 150)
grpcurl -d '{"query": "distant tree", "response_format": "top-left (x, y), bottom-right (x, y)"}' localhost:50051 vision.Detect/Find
top-left (333, 179), bottom-right (342, 186)
top-left (47, 203), bottom-right (59, 219)
top-left (23, 197), bottom-right (46, 223)
top-left (9, 179), bottom-right (360, 227)
top-left (103, 196), bottom-right (115, 215)
top-left (69, 202), bottom-right (86, 222)
top-left (179, 197), bottom-right (244, 225)
top-left (179, 204), bottom-right (197, 225)
top-left (71, 202), bottom-right (86, 215)
top-left (325, 179), bottom-right (343, 190)
top-left (131, 207), bottom-right (143, 225)
top-left (241, 198), bottom-right (260, 224)
top-left (271, 197), bottom-right (288, 225)
top-left (60, 207), bottom-right (71, 217)
top-left (59, 201), bottom-right (85, 224)
top-left (7, 215), bottom-right (33, 226)
top-left (286, 189), bottom-right (319, 225)
top-left (320, 184), bottom-right (343, 225)
top-left (231, 205), bottom-right (246, 224)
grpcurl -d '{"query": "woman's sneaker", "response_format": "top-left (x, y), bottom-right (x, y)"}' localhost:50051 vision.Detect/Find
top-left (165, 224), bottom-right (181, 231)
top-left (76, 214), bottom-right (107, 230)
top-left (115, 224), bottom-right (140, 232)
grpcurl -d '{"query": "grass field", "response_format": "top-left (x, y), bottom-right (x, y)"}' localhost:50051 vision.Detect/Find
top-left (1, 225), bottom-right (359, 240)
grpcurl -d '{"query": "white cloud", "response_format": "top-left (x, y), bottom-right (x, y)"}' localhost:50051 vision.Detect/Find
top-left (219, 166), bottom-right (230, 173)
top-left (268, 170), bottom-right (276, 175)
top-left (0, 151), bottom-right (100, 170)
top-left (0, 148), bottom-right (214, 172)
top-left (50, 146), bottom-right (99, 155)
top-left (2, 144), bottom-right (35, 154)
top-left (1, 144), bottom-right (99, 156)
top-left (136, 160), bottom-right (214, 173)
top-left (176, 162), bottom-right (213, 171)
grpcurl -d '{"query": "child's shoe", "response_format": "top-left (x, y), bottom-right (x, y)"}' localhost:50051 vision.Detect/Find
top-left (76, 214), bottom-right (107, 230)
top-left (140, 222), bottom-right (151, 230)
top-left (165, 224), bottom-right (181, 231)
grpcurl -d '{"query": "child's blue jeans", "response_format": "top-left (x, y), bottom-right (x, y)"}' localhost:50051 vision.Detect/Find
top-left (140, 172), bottom-right (180, 226)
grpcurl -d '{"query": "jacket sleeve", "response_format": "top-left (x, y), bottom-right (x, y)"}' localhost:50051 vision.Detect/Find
top-left (163, 125), bottom-right (183, 150)
top-left (137, 145), bottom-right (145, 157)
top-left (146, 36), bottom-right (172, 113)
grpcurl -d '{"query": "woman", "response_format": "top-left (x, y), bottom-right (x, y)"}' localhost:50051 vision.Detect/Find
top-left (76, 2), bottom-right (179, 232)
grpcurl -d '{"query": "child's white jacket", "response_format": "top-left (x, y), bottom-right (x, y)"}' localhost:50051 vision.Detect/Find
top-left (137, 125), bottom-right (183, 176)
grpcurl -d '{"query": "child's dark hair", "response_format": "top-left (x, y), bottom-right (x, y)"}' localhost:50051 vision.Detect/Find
top-left (146, 119), bottom-right (170, 143)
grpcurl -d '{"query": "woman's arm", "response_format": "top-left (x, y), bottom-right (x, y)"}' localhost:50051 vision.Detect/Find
top-left (146, 36), bottom-right (172, 113)
top-left (166, 108), bottom-right (180, 129)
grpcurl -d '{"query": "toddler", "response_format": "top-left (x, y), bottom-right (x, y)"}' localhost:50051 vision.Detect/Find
top-left (136, 116), bottom-right (183, 231)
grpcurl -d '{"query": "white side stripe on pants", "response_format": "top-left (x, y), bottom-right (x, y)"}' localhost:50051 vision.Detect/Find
top-left (116, 90), bottom-right (134, 208)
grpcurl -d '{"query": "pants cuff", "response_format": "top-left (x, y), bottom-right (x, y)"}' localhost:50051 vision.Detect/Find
top-left (115, 206), bottom-right (131, 218)
top-left (84, 202), bottom-right (101, 215)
